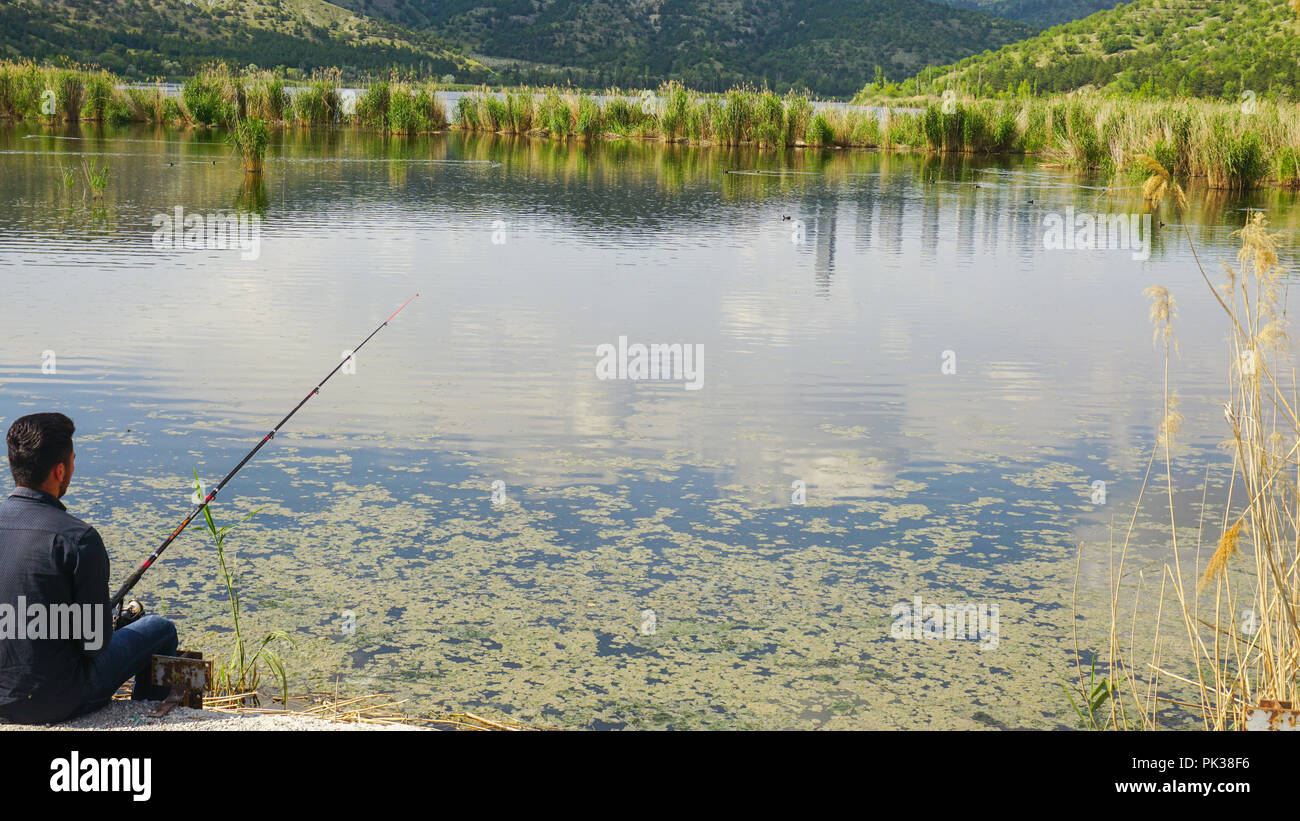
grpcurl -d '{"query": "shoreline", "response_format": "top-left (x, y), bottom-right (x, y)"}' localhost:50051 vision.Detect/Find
top-left (0, 696), bottom-right (539, 731)
top-left (0, 699), bottom-right (425, 731)
top-left (6, 63), bottom-right (1299, 189)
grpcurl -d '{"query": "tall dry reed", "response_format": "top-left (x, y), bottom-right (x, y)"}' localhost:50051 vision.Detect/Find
top-left (1071, 161), bottom-right (1300, 729)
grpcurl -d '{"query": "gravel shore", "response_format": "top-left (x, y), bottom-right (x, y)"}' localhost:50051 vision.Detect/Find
top-left (0, 699), bottom-right (425, 730)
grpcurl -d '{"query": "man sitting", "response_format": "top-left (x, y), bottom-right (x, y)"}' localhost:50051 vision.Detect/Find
top-left (0, 412), bottom-right (177, 724)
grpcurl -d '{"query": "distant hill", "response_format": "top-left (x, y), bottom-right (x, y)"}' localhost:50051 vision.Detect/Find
top-left (0, 0), bottom-right (489, 82)
top-left (908, 0), bottom-right (1300, 99)
top-left (934, 0), bottom-right (1118, 27)
top-left (330, 0), bottom-right (1037, 97)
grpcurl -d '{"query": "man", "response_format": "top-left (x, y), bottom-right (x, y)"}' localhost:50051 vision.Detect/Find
top-left (0, 412), bottom-right (176, 724)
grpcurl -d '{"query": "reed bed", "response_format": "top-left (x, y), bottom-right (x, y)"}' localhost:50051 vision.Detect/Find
top-left (180, 62), bottom-right (240, 126)
top-left (0, 60), bottom-right (180, 125)
top-left (1068, 166), bottom-right (1300, 728)
top-left (6, 59), bottom-right (1300, 189)
top-left (450, 83), bottom-right (856, 149)
top-left (448, 85), bottom-right (1300, 188)
top-left (227, 116), bottom-right (270, 175)
top-left (244, 71), bottom-right (290, 123)
top-left (0, 61), bottom-right (446, 134)
top-left (905, 92), bottom-right (1300, 190)
top-left (352, 75), bottom-right (449, 135)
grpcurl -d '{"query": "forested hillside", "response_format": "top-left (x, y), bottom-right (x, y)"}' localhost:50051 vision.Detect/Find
top-left (911, 0), bottom-right (1300, 99)
top-left (330, 0), bottom-right (1036, 96)
top-left (0, 0), bottom-right (488, 82)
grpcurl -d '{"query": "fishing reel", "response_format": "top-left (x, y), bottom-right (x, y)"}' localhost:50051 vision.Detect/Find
top-left (113, 598), bottom-right (146, 630)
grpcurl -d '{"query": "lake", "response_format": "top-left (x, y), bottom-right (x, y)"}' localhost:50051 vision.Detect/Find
top-left (1, 122), bottom-right (1297, 728)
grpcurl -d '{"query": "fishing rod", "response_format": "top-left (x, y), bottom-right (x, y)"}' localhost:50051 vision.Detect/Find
top-left (110, 293), bottom-right (419, 624)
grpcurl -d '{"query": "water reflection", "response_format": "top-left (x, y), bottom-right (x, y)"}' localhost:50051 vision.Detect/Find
top-left (1, 122), bottom-right (1298, 728)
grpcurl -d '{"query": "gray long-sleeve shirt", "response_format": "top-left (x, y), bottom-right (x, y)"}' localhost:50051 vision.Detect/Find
top-left (0, 486), bottom-right (114, 724)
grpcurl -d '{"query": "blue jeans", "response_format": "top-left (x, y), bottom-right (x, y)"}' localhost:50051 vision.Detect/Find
top-left (69, 614), bottom-right (178, 719)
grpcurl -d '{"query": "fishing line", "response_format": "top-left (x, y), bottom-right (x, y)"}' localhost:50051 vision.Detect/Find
top-left (110, 293), bottom-right (419, 614)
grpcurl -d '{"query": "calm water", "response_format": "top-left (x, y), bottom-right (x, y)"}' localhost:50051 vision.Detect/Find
top-left (2, 123), bottom-right (1298, 728)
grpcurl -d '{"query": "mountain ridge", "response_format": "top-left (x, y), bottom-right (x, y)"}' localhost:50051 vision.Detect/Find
top-left (328, 0), bottom-right (1039, 96)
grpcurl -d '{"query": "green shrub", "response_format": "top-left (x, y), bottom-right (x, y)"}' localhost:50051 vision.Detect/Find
top-left (922, 105), bottom-right (943, 150)
top-left (105, 94), bottom-right (133, 125)
top-left (126, 86), bottom-right (167, 123)
top-left (0, 63), bottom-right (17, 119)
top-left (961, 106), bottom-right (989, 152)
top-left (576, 96), bottom-right (603, 139)
top-left (356, 80), bottom-right (390, 130)
top-left (538, 90), bottom-right (570, 138)
top-left (293, 78), bottom-right (340, 125)
top-left (455, 95), bottom-right (480, 129)
top-left (603, 94), bottom-right (644, 134)
top-left (162, 97), bottom-right (183, 124)
top-left (1018, 102), bottom-right (1047, 152)
top-left (784, 95), bottom-right (812, 145)
top-left (1213, 123), bottom-right (1266, 189)
top-left (1058, 101), bottom-right (1104, 167)
top-left (848, 111), bottom-right (881, 146)
top-left (1276, 146), bottom-right (1300, 188)
top-left (808, 112), bottom-right (835, 147)
top-left (756, 92), bottom-right (784, 147)
top-left (989, 107), bottom-right (1018, 152)
top-left (55, 70), bottom-right (85, 123)
top-left (718, 88), bottom-right (755, 145)
top-left (481, 95), bottom-right (508, 131)
top-left (388, 85), bottom-right (421, 134)
top-left (661, 82), bottom-right (689, 141)
top-left (1101, 36), bottom-right (1133, 54)
top-left (888, 110), bottom-right (926, 148)
top-left (182, 71), bottom-right (233, 126)
top-left (504, 91), bottom-right (532, 133)
top-left (82, 72), bottom-right (113, 122)
top-left (247, 73), bottom-right (289, 121)
top-left (227, 116), bottom-right (270, 174)
top-left (20, 65), bottom-right (42, 119)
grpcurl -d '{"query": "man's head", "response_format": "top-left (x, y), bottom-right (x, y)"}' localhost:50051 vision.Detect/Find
top-left (6, 413), bottom-right (76, 498)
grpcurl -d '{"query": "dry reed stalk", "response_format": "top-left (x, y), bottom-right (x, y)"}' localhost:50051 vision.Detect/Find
top-left (1077, 163), bottom-right (1300, 727)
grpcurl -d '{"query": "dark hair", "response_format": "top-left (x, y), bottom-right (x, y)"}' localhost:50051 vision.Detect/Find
top-left (6, 413), bottom-right (75, 487)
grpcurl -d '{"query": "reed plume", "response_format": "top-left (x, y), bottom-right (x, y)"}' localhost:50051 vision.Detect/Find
top-left (1143, 284), bottom-right (1176, 350)
top-left (1199, 519), bottom-right (1243, 592)
top-left (1135, 154), bottom-right (1186, 211)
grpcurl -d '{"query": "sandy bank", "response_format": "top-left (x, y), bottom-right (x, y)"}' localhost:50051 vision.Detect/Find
top-left (0, 699), bottom-right (426, 731)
